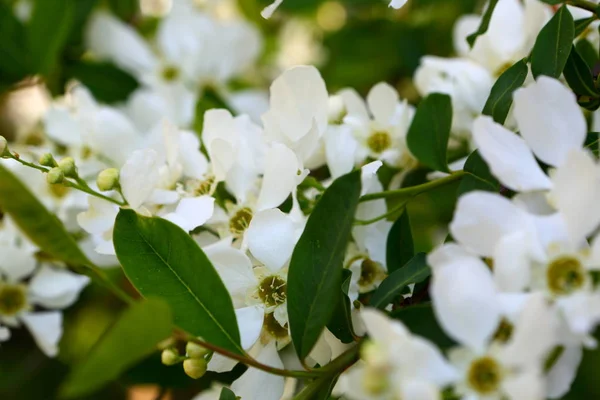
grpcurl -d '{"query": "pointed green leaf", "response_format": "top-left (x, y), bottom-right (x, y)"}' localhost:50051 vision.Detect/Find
top-left (531, 5), bottom-right (575, 78)
top-left (219, 387), bottom-right (237, 400)
top-left (326, 269), bottom-right (355, 344)
top-left (0, 3), bottom-right (30, 83)
top-left (482, 59), bottom-right (528, 124)
top-left (0, 164), bottom-right (91, 266)
top-left (288, 170), bottom-right (362, 359)
top-left (28, 0), bottom-right (76, 75)
top-left (576, 39), bottom-right (598, 69)
top-left (386, 210), bottom-right (414, 274)
top-left (466, 0), bottom-right (499, 47)
top-left (575, 17), bottom-right (596, 37)
top-left (113, 209), bottom-right (243, 354)
top-left (66, 61), bottom-right (139, 104)
top-left (60, 298), bottom-right (173, 398)
top-left (406, 93), bottom-right (452, 172)
top-left (370, 253), bottom-right (429, 309)
top-left (457, 150), bottom-right (499, 196)
top-left (564, 45), bottom-right (599, 97)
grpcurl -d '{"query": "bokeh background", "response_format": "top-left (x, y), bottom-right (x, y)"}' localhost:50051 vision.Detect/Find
top-left (0, 0), bottom-right (597, 399)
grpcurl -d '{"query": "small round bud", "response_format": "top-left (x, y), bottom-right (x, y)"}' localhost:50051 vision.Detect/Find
top-left (183, 358), bottom-right (207, 379)
top-left (39, 153), bottom-right (57, 167)
top-left (58, 157), bottom-right (77, 178)
top-left (46, 168), bottom-right (64, 184)
top-left (0, 136), bottom-right (7, 156)
top-left (186, 341), bottom-right (210, 359)
top-left (96, 168), bottom-right (120, 191)
top-left (161, 348), bottom-right (180, 366)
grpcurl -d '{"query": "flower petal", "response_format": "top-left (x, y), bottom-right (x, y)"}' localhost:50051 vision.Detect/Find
top-left (366, 82), bottom-right (399, 126)
top-left (546, 346), bottom-right (582, 399)
top-left (473, 116), bottom-right (551, 191)
top-left (257, 143), bottom-right (299, 211)
top-left (493, 231), bottom-right (531, 292)
top-left (247, 209), bottom-right (297, 272)
top-left (21, 311), bottom-right (63, 357)
top-left (513, 77), bottom-right (586, 167)
top-left (231, 342), bottom-right (285, 400)
top-left (120, 149), bottom-right (161, 210)
top-left (29, 266), bottom-right (90, 309)
top-left (164, 196), bottom-right (215, 232)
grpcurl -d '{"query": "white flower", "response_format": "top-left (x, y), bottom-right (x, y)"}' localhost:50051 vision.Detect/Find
top-left (335, 83), bottom-right (416, 168)
top-left (389, 0), bottom-right (408, 9)
top-left (337, 308), bottom-right (456, 400)
top-left (261, 0), bottom-right (284, 19)
top-left (0, 231), bottom-right (89, 357)
top-left (454, 0), bottom-right (551, 75)
top-left (262, 66), bottom-right (329, 167)
top-left (414, 56), bottom-right (494, 136)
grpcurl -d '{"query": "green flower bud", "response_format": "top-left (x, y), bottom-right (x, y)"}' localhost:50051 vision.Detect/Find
top-left (58, 157), bottom-right (78, 178)
top-left (0, 136), bottom-right (7, 157)
top-left (186, 341), bottom-right (210, 359)
top-left (46, 168), bottom-right (64, 184)
top-left (96, 168), bottom-right (120, 191)
top-left (39, 153), bottom-right (57, 167)
top-left (183, 358), bottom-right (207, 379)
top-left (161, 348), bottom-right (180, 366)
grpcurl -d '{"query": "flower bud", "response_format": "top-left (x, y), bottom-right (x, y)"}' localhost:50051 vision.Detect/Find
top-left (161, 348), bottom-right (180, 366)
top-left (0, 136), bottom-right (7, 157)
top-left (96, 168), bottom-right (120, 191)
top-left (183, 358), bottom-right (207, 379)
top-left (39, 153), bottom-right (57, 167)
top-left (58, 157), bottom-right (77, 178)
top-left (46, 167), bottom-right (64, 184)
top-left (186, 341), bottom-right (210, 359)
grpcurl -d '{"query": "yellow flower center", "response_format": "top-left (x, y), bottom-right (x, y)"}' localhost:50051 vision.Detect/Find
top-left (258, 276), bottom-right (287, 308)
top-left (367, 131), bottom-right (392, 153)
top-left (229, 207), bottom-right (253, 235)
top-left (358, 258), bottom-right (384, 287)
top-left (263, 312), bottom-right (288, 339)
top-left (161, 66), bottom-right (180, 82)
top-left (546, 256), bottom-right (586, 295)
top-left (0, 284), bottom-right (27, 316)
top-left (468, 357), bottom-right (502, 394)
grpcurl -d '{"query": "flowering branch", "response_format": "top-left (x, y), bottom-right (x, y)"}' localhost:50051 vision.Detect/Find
top-left (566, 0), bottom-right (598, 12)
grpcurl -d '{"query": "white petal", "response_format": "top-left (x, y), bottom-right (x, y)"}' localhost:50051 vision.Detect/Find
top-left (549, 149), bottom-right (600, 244)
top-left (0, 326), bottom-right (10, 341)
top-left (21, 311), bottom-right (63, 357)
top-left (77, 197), bottom-right (119, 235)
top-left (43, 107), bottom-right (83, 147)
top-left (546, 346), bottom-right (582, 399)
top-left (29, 266), bottom-right (90, 309)
top-left (324, 125), bottom-right (358, 179)
top-left (257, 143), bottom-right (299, 211)
top-left (205, 245), bottom-right (256, 303)
top-left (397, 380), bottom-right (441, 400)
top-left (493, 231), bottom-right (531, 292)
top-left (231, 342), bottom-right (285, 400)
top-left (85, 12), bottom-right (156, 76)
top-left (557, 292), bottom-right (600, 336)
top-left (472, 116), bottom-right (551, 191)
top-left (247, 209), bottom-right (296, 272)
top-left (450, 191), bottom-right (535, 257)
top-left (207, 353), bottom-right (238, 374)
top-left (367, 82), bottom-right (399, 126)
top-left (164, 196), bottom-right (214, 232)
top-left (502, 369), bottom-right (545, 400)
top-left (308, 330), bottom-right (333, 367)
top-left (338, 88), bottom-right (369, 122)
top-left (389, 0), bottom-right (408, 9)
top-left (236, 306), bottom-right (264, 350)
top-left (400, 337), bottom-right (458, 386)
top-left (430, 252), bottom-right (500, 351)
top-left (0, 245), bottom-right (37, 282)
top-left (261, 0), bottom-right (284, 19)
top-left (262, 65), bottom-right (329, 143)
top-left (361, 308), bottom-right (409, 346)
top-left (179, 131), bottom-right (208, 179)
top-left (120, 149), bottom-right (161, 210)
top-left (513, 77), bottom-right (586, 167)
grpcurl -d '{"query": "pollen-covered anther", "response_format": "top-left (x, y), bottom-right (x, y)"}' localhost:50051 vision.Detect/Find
top-left (367, 131), bottom-right (392, 153)
top-left (0, 284), bottom-right (28, 316)
top-left (258, 275), bottom-right (287, 308)
top-left (467, 356), bottom-right (502, 394)
top-left (229, 207), bottom-right (253, 235)
top-left (546, 256), bottom-right (586, 296)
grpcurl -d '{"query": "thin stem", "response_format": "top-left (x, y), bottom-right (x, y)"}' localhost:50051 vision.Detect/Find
top-left (354, 201), bottom-right (407, 226)
top-left (176, 331), bottom-right (322, 379)
top-left (567, 0), bottom-right (597, 12)
top-left (7, 153), bottom-right (50, 173)
top-left (62, 181), bottom-right (126, 206)
top-left (359, 171), bottom-right (466, 203)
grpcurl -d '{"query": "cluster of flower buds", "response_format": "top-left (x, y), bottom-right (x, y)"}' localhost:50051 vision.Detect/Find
top-left (160, 338), bottom-right (212, 379)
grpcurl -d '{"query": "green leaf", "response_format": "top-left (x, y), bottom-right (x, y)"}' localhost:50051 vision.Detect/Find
top-left (287, 170), bottom-right (362, 359)
top-left (386, 211), bottom-right (414, 274)
top-left (390, 303), bottom-right (456, 350)
top-left (66, 61), bottom-right (139, 104)
top-left (575, 17), bottom-right (596, 37)
top-left (466, 0), bottom-right (499, 47)
top-left (457, 150), bottom-right (500, 196)
top-left (370, 253), bottom-right (430, 309)
top-left (60, 298), bottom-right (173, 398)
top-left (482, 59), bottom-right (528, 124)
top-left (531, 5), bottom-right (575, 78)
top-left (0, 164), bottom-right (91, 266)
top-left (113, 209), bottom-right (243, 354)
top-left (107, 0), bottom-right (139, 21)
top-left (576, 39), bottom-right (599, 69)
top-left (28, 0), bottom-right (75, 75)
top-left (219, 387), bottom-right (237, 400)
top-left (0, 3), bottom-right (30, 82)
top-left (406, 93), bottom-right (452, 172)
top-left (564, 45), bottom-right (600, 97)
top-left (326, 269), bottom-right (355, 344)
